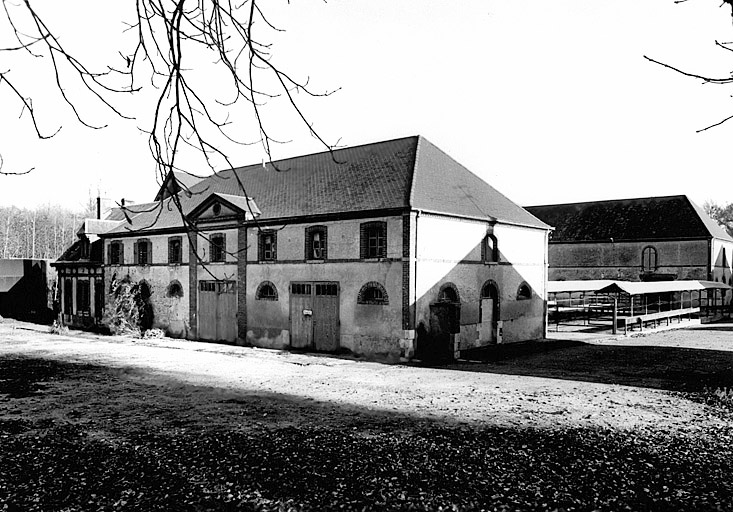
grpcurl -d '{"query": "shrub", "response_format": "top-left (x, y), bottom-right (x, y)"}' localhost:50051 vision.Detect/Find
top-left (102, 276), bottom-right (154, 337)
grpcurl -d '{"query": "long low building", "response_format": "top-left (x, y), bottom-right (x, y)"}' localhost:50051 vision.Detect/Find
top-left (526, 195), bottom-right (733, 293)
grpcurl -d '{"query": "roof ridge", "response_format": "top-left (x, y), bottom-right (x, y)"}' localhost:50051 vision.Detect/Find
top-left (526, 194), bottom-right (688, 209)
top-left (218, 135), bottom-right (421, 177)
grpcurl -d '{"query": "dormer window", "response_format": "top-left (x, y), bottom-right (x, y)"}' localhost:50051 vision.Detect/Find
top-left (483, 234), bottom-right (498, 263)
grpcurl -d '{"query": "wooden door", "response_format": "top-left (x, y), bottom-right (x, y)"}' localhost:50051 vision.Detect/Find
top-left (289, 282), bottom-right (313, 349)
top-left (289, 281), bottom-right (340, 352)
top-left (313, 282), bottom-right (340, 351)
top-left (478, 298), bottom-right (495, 343)
top-left (217, 281), bottom-right (237, 342)
top-left (198, 280), bottom-right (237, 342)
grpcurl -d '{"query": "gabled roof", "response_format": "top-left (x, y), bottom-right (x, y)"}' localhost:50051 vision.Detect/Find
top-left (154, 170), bottom-right (205, 201)
top-left (104, 135), bottom-right (548, 235)
top-left (526, 195), bottom-right (733, 243)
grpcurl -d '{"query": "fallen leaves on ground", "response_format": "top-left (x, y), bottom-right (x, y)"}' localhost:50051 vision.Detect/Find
top-left (1, 357), bottom-right (733, 511)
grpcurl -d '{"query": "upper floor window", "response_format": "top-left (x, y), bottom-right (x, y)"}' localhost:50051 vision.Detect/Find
top-left (483, 234), bottom-right (498, 263)
top-left (305, 225), bottom-right (327, 260)
top-left (641, 246), bottom-right (657, 272)
top-left (108, 241), bottom-right (123, 265)
top-left (517, 282), bottom-right (532, 300)
top-left (168, 236), bottom-right (182, 264)
top-left (360, 221), bottom-right (387, 259)
top-left (134, 239), bottom-right (152, 265)
top-left (210, 233), bottom-right (226, 263)
top-left (259, 230), bottom-right (277, 261)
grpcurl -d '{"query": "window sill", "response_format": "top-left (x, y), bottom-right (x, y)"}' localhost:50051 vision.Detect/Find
top-left (306, 259), bottom-right (326, 264)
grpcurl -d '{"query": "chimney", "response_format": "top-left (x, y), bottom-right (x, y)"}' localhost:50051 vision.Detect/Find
top-left (96, 197), bottom-right (114, 220)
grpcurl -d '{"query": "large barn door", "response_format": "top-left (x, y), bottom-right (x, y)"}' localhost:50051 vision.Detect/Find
top-left (313, 282), bottom-right (340, 352)
top-left (289, 282), bottom-right (313, 349)
top-left (289, 281), bottom-right (340, 352)
top-left (199, 280), bottom-right (237, 342)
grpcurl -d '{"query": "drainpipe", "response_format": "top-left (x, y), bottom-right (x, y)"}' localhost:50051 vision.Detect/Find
top-left (413, 209), bottom-right (421, 332)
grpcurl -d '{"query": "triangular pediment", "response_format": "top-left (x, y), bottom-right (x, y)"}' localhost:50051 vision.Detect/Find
top-left (187, 193), bottom-right (261, 222)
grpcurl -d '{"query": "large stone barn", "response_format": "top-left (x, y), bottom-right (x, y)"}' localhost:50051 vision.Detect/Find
top-left (90, 136), bottom-right (550, 360)
top-left (526, 195), bottom-right (733, 287)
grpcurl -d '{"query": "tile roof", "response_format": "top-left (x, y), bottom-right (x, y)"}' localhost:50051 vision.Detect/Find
top-left (104, 135), bottom-right (548, 235)
top-left (526, 195), bottom-right (733, 242)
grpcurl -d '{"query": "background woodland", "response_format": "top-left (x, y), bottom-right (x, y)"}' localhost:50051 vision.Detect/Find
top-left (0, 200), bottom-right (93, 260)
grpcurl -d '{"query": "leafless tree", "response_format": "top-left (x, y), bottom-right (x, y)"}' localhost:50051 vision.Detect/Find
top-left (645, 0), bottom-right (733, 132)
top-left (0, 1), bottom-right (337, 182)
top-left (1, 1), bottom-right (338, 274)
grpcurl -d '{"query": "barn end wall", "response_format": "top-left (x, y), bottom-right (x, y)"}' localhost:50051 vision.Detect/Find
top-left (413, 214), bottom-right (547, 350)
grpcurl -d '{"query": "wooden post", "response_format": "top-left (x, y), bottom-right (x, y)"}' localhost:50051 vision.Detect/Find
top-left (612, 298), bottom-right (618, 335)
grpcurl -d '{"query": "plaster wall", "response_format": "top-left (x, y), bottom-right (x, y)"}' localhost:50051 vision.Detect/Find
top-left (413, 215), bottom-right (547, 348)
top-left (249, 216), bottom-right (403, 261)
top-left (104, 235), bottom-right (190, 337)
top-left (548, 239), bottom-right (710, 281)
top-left (244, 216), bottom-right (404, 357)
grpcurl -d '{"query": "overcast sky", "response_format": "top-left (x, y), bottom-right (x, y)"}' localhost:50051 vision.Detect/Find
top-left (1, 0), bottom-right (733, 212)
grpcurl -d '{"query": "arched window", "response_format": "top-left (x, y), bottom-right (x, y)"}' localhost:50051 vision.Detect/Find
top-left (641, 246), bottom-right (657, 272)
top-left (357, 282), bottom-right (389, 305)
top-left (482, 234), bottom-right (498, 263)
top-left (137, 280), bottom-right (152, 302)
top-left (480, 280), bottom-right (500, 318)
top-left (256, 281), bottom-right (278, 301)
top-left (438, 283), bottom-right (460, 304)
top-left (481, 280), bottom-right (499, 300)
top-left (166, 280), bottom-right (184, 298)
top-left (516, 282), bottom-right (532, 300)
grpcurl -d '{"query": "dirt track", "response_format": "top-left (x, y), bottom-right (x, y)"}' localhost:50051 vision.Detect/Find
top-left (1, 319), bottom-right (732, 433)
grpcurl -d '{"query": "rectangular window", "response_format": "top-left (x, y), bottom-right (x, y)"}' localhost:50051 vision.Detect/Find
top-left (291, 283), bottom-right (312, 295)
top-left (315, 283), bottom-right (338, 296)
top-left (361, 222), bottom-right (387, 259)
top-left (63, 278), bottom-right (73, 314)
top-left (259, 231), bottom-right (277, 261)
top-left (168, 236), bottom-right (182, 264)
top-left (210, 233), bottom-right (226, 263)
top-left (94, 278), bottom-right (104, 319)
top-left (76, 280), bottom-right (90, 313)
top-left (306, 226), bottom-right (327, 260)
top-left (109, 241), bottom-right (123, 265)
top-left (135, 239), bottom-right (151, 265)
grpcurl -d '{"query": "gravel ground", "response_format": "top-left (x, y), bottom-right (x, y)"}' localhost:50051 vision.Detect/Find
top-left (1, 319), bottom-right (733, 511)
